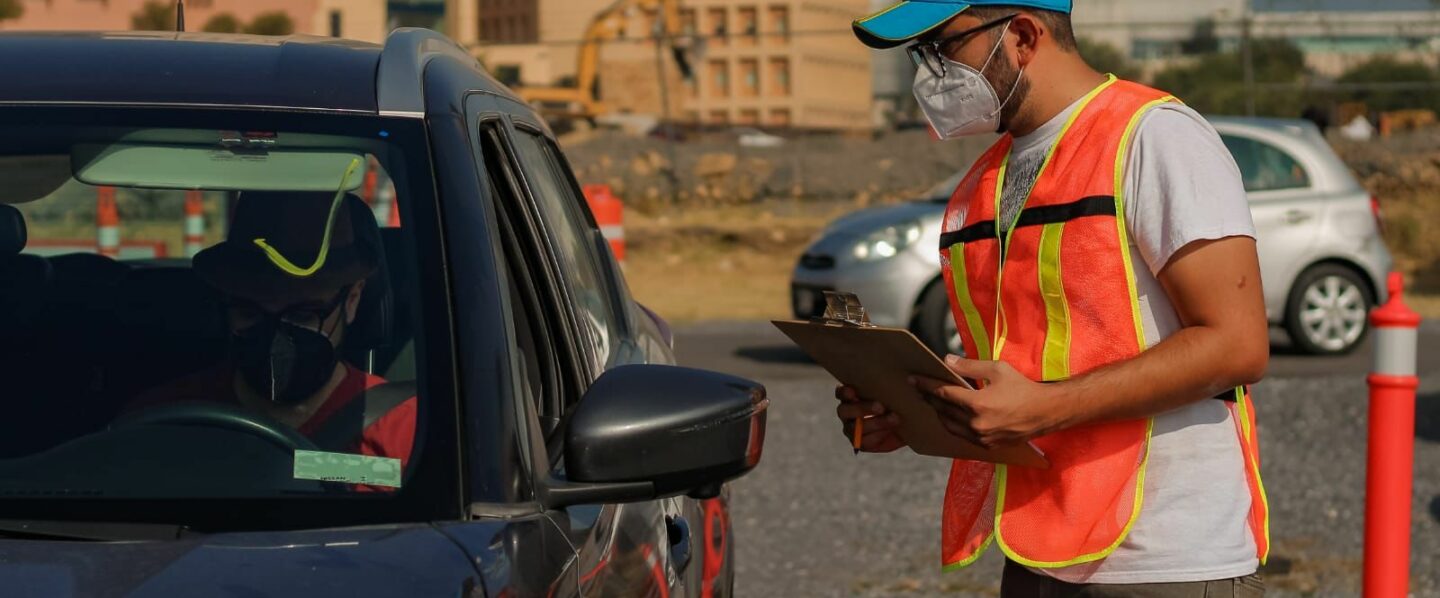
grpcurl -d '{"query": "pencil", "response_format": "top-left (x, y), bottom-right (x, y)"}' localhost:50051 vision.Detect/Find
top-left (852, 415), bottom-right (864, 455)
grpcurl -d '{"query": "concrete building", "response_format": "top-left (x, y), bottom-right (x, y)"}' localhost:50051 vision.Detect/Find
top-left (471, 0), bottom-right (601, 88)
top-left (680, 0), bottom-right (872, 129)
top-left (1072, 0), bottom-right (1440, 77)
top-left (476, 0), bottom-right (874, 130)
top-left (0, 0), bottom-right (388, 43)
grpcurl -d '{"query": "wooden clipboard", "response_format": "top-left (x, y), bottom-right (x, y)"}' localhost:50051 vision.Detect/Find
top-left (773, 293), bottom-right (1047, 469)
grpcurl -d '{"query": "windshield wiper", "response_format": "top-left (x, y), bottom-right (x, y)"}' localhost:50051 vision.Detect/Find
top-left (0, 519), bottom-right (190, 541)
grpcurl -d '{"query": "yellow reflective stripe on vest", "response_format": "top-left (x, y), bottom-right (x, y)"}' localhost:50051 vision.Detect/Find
top-left (1233, 386), bottom-right (1272, 564)
top-left (1038, 223), bottom-right (1071, 381)
top-left (994, 417), bottom-right (1155, 569)
top-left (991, 76), bottom-right (1116, 362)
top-left (1113, 96), bottom-right (1178, 350)
top-left (948, 244), bottom-right (993, 361)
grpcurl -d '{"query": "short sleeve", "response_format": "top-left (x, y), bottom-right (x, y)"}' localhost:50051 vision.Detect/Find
top-left (1122, 105), bottom-right (1256, 276)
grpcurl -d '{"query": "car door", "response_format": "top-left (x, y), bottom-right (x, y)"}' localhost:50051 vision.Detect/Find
top-left (1218, 128), bottom-right (1322, 319)
top-left (509, 130), bottom-right (726, 598)
top-left (484, 109), bottom-right (693, 598)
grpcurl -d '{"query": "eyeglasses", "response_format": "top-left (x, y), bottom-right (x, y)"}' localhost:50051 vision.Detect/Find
top-left (226, 285), bottom-right (352, 333)
top-left (906, 14), bottom-right (1017, 79)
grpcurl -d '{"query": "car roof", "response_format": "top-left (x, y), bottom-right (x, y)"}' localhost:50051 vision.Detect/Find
top-left (1206, 115), bottom-right (1322, 137)
top-left (0, 31), bottom-right (383, 112)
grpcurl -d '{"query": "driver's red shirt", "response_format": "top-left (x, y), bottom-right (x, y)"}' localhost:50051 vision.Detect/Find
top-left (128, 362), bottom-right (417, 469)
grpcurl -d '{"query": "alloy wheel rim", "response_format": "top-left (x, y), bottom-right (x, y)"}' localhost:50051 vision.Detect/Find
top-left (1300, 275), bottom-right (1367, 351)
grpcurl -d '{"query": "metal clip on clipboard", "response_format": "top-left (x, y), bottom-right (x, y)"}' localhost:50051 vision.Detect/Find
top-left (815, 291), bottom-right (874, 328)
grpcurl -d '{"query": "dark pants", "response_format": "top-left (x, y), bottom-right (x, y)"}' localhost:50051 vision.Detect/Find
top-left (1001, 560), bottom-right (1265, 597)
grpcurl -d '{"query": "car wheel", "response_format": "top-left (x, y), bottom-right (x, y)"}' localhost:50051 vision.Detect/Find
top-left (915, 280), bottom-right (964, 358)
top-left (1284, 264), bottom-right (1374, 355)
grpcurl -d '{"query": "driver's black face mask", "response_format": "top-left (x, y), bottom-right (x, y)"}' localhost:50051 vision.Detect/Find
top-left (230, 289), bottom-right (348, 406)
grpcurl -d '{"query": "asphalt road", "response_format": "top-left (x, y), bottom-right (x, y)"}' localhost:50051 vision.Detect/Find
top-left (674, 321), bottom-right (1440, 597)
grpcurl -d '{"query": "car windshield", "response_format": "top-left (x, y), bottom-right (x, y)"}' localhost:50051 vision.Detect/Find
top-left (0, 108), bottom-right (434, 507)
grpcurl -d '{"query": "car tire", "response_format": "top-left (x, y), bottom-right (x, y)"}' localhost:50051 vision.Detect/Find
top-left (1284, 264), bottom-right (1374, 356)
top-left (915, 279), bottom-right (963, 358)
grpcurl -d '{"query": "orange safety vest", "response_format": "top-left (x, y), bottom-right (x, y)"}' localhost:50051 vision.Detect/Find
top-left (937, 76), bottom-right (1270, 570)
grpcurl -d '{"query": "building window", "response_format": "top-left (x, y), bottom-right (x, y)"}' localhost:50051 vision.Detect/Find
top-left (329, 10), bottom-right (343, 38)
top-left (707, 7), bottom-right (727, 46)
top-left (710, 60), bottom-right (730, 98)
top-left (495, 65), bottom-right (522, 86)
top-left (739, 59), bottom-right (759, 97)
top-left (1131, 38), bottom-right (1182, 61)
top-left (768, 57), bottom-right (790, 97)
top-left (738, 6), bottom-right (758, 46)
top-left (709, 110), bottom-right (729, 125)
top-left (681, 8), bottom-right (698, 37)
top-left (769, 108), bottom-right (792, 127)
top-left (640, 11), bottom-right (657, 45)
top-left (738, 109), bottom-right (760, 125)
top-left (768, 5), bottom-right (789, 43)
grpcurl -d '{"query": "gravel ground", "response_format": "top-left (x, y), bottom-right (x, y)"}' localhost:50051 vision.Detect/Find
top-left (675, 322), bottom-right (1440, 597)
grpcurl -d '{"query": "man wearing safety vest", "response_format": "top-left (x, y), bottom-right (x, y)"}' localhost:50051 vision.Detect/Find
top-left (837, 1), bottom-right (1270, 594)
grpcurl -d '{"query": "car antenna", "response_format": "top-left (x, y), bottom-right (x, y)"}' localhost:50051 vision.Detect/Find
top-left (175, 0), bottom-right (185, 32)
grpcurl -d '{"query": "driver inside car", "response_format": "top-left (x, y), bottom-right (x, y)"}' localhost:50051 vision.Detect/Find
top-left (128, 192), bottom-right (416, 470)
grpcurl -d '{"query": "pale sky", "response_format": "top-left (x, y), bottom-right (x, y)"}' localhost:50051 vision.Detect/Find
top-left (1256, 0), bottom-right (1438, 11)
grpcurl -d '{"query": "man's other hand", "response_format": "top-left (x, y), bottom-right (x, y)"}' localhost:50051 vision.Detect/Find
top-left (834, 385), bottom-right (907, 453)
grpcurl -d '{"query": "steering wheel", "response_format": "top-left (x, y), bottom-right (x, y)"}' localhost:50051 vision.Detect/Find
top-left (114, 402), bottom-right (320, 453)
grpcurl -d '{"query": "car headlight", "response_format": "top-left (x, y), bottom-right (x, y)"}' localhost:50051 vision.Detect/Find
top-left (852, 220), bottom-right (924, 262)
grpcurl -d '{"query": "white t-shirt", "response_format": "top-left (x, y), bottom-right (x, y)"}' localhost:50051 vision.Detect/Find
top-left (975, 94), bottom-right (1260, 584)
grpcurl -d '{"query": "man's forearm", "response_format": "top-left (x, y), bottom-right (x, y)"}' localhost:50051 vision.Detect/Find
top-left (1047, 323), bottom-right (1267, 430)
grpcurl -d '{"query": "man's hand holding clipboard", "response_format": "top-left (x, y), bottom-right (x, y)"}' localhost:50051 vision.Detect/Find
top-left (774, 292), bottom-right (1048, 469)
top-left (909, 355), bottom-right (1067, 453)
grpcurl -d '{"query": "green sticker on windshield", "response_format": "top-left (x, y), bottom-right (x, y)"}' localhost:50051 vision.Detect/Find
top-left (293, 450), bottom-right (402, 488)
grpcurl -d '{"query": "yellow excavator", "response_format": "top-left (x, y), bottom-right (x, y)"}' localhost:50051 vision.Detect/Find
top-left (516, 0), bottom-right (693, 120)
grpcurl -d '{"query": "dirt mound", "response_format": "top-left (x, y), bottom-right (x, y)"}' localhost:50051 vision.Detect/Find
top-left (1333, 130), bottom-right (1440, 290)
top-left (561, 129), bottom-right (993, 214)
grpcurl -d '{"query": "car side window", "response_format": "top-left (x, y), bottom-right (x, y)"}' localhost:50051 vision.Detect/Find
top-left (509, 129), bottom-right (623, 374)
top-left (478, 123), bottom-right (570, 440)
top-left (1220, 134), bottom-right (1311, 193)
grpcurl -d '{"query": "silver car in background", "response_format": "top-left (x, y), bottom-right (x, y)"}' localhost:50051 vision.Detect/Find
top-left (791, 117), bottom-right (1392, 356)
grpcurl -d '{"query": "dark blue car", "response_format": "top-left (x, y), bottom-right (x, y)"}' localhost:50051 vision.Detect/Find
top-left (0, 28), bottom-right (766, 597)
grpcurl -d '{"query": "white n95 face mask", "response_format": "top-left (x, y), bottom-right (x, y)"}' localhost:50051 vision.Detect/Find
top-left (912, 22), bottom-right (1024, 140)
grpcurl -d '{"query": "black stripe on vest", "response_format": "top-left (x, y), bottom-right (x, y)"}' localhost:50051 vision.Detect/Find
top-left (939, 195), bottom-right (1118, 250)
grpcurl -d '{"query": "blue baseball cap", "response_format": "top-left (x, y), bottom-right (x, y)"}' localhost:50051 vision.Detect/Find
top-left (853, 0), bottom-right (1073, 49)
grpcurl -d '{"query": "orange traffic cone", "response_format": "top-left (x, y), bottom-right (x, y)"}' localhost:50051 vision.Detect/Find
top-left (583, 184), bottom-right (625, 263)
top-left (96, 187), bottom-right (120, 258)
top-left (183, 190), bottom-right (205, 258)
top-left (362, 169), bottom-right (378, 204)
top-left (371, 181), bottom-right (397, 227)
top-left (387, 198), bottom-right (401, 228)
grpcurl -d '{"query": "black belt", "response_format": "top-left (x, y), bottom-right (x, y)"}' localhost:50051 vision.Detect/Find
top-left (1035, 381), bottom-right (1239, 402)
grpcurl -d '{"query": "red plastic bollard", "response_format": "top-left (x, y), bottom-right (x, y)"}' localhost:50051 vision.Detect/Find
top-left (1363, 272), bottom-right (1421, 598)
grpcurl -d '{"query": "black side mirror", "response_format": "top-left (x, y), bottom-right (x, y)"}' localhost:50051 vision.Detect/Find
top-left (542, 365), bottom-right (767, 508)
